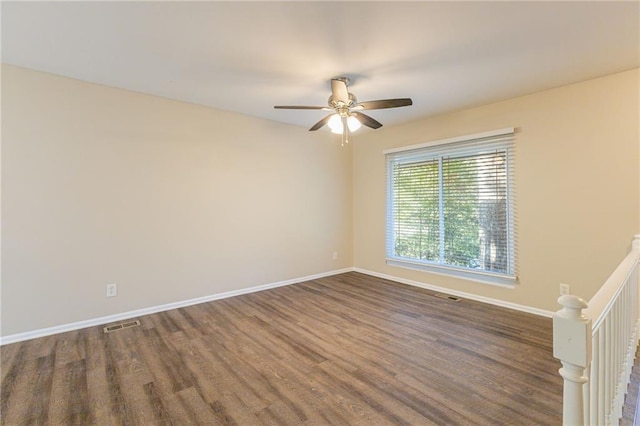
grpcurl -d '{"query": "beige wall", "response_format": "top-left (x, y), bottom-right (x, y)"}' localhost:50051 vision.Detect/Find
top-left (1, 65), bottom-right (353, 336)
top-left (353, 68), bottom-right (640, 312)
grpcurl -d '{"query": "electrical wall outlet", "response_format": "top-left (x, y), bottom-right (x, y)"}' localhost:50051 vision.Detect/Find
top-left (333, 251), bottom-right (338, 261)
top-left (559, 283), bottom-right (570, 296)
top-left (106, 283), bottom-right (117, 298)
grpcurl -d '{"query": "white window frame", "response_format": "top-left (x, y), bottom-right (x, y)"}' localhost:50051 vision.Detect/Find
top-left (384, 128), bottom-right (517, 287)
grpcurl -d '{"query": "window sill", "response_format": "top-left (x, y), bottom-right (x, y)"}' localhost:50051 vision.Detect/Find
top-left (385, 258), bottom-right (518, 288)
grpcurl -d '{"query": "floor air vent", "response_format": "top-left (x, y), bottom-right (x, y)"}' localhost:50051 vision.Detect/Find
top-left (433, 293), bottom-right (461, 302)
top-left (103, 319), bottom-right (141, 333)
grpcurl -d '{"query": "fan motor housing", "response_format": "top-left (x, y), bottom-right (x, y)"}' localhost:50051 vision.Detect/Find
top-left (329, 93), bottom-right (357, 109)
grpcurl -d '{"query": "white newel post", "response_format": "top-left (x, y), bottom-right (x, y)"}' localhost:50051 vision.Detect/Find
top-left (553, 294), bottom-right (592, 426)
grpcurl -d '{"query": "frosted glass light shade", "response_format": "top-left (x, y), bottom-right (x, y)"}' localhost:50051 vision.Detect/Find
top-left (347, 115), bottom-right (361, 131)
top-left (328, 114), bottom-right (361, 134)
top-left (328, 114), bottom-right (342, 133)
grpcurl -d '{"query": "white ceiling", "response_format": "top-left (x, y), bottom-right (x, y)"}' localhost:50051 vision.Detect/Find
top-left (2, 1), bottom-right (639, 130)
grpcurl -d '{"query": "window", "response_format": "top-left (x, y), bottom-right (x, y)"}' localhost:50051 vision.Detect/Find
top-left (385, 128), bottom-right (516, 286)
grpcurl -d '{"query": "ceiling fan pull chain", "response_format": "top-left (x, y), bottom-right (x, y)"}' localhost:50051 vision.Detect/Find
top-left (342, 116), bottom-right (349, 146)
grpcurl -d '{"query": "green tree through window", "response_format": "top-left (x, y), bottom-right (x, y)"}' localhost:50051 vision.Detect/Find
top-left (393, 159), bottom-right (439, 261)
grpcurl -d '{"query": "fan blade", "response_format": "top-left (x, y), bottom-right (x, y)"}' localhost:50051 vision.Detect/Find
top-left (274, 105), bottom-right (331, 110)
top-left (309, 114), bottom-right (333, 131)
top-left (352, 112), bottom-right (383, 129)
top-left (331, 79), bottom-right (350, 103)
top-left (356, 98), bottom-right (413, 110)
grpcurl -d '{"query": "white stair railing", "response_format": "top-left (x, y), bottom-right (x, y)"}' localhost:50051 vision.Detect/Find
top-left (553, 234), bottom-right (640, 425)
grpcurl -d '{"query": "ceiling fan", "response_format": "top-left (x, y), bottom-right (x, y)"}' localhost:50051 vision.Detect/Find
top-left (274, 77), bottom-right (412, 145)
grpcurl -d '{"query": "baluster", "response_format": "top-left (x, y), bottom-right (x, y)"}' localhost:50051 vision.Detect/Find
top-left (605, 316), bottom-right (611, 422)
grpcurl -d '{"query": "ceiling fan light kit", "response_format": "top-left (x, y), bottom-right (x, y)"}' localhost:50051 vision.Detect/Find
top-left (274, 77), bottom-right (412, 146)
top-left (328, 114), bottom-right (361, 134)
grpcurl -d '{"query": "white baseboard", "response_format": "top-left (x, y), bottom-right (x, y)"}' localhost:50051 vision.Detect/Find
top-left (0, 267), bottom-right (354, 346)
top-left (1, 266), bottom-right (553, 345)
top-left (353, 267), bottom-right (555, 318)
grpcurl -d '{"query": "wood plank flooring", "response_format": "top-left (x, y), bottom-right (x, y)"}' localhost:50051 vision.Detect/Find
top-left (621, 346), bottom-right (640, 425)
top-left (1, 272), bottom-right (563, 425)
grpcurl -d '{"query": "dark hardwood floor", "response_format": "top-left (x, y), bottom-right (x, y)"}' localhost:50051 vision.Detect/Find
top-left (622, 346), bottom-right (640, 426)
top-left (1, 272), bottom-right (563, 425)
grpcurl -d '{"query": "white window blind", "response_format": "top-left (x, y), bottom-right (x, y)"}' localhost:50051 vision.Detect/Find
top-left (385, 129), bottom-right (516, 286)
